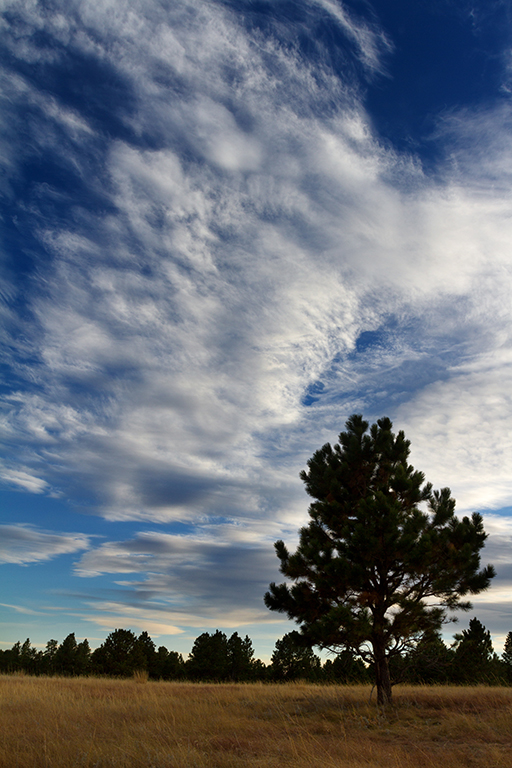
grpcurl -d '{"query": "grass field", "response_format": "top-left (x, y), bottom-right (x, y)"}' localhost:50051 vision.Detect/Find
top-left (1, 675), bottom-right (512, 767)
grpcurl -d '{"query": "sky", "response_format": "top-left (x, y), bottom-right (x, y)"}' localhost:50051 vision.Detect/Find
top-left (2, 0), bottom-right (512, 663)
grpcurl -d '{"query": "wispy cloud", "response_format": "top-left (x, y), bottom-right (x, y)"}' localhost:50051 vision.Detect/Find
top-left (74, 527), bottom-right (283, 625)
top-left (0, 466), bottom-right (49, 494)
top-left (2, 1), bottom-right (512, 519)
top-left (2, 1), bottom-right (512, 518)
top-left (0, 602), bottom-right (45, 616)
top-left (77, 599), bottom-right (270, 637)
top-left (312, 0), bottom-right (392, 75)
top-left (0, 525), bottom-right (91, 565)
top-left (2, 0), bottom-right (512, 641)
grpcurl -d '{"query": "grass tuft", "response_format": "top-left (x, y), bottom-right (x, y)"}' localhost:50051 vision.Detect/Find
top-left (132, 669), bottom-right (149, 683)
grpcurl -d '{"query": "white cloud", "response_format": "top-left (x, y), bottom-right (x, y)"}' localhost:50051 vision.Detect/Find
top-left (74, 526), bottom-right (283, 626)
top-left (2, 0), bottom-right (512, 639)
top-left (80, 603), bottom-right (186, 636)
top-left (0, 602), bottom-right (45, 615)
top-left (0, 467), bottom-right (49, 494)
top-left (312, 0), bottom-right (392, 75)
top-left (397, 361), bottom-right (512, 511)
top-left (0, 525), bottom-right (90, 565)
top-left (3, 0), bottom-right (512, 526)
top-left (79, 600), bottom-right (268, 636)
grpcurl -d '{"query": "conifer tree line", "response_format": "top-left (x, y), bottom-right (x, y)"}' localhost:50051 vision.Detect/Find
top-left (2, 619), bottom-right (512, 684)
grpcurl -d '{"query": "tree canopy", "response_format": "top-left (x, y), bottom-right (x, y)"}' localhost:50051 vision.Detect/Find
top-left (264, 414), bottom-right (495, 704)
top-left (453, 617), bottom-right (494, 683)
top-left (2, 618), bottom-right (511, 685)
top-left (270, 631), bottom-right (321, 681)
top-left (187, 630), bottom-right (256, 681)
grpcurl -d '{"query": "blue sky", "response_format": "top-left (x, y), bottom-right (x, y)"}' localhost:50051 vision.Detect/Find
top-left (2, 0), bottom-right (512, 662)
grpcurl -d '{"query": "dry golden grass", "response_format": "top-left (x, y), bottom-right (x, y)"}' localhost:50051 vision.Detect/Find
top-left (1, 676), bottom-right (512, 767)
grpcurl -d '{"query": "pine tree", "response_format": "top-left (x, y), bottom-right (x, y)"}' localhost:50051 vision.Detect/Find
top-left (134, 631), bottom-right (156, 674)
top-left (227, 632), bottom-right (255, 681)
top-left (153, 648), bottom-right (185, 680)
top-left (186, 630), bottom-right (229, 681)
top-left (453, 617), bottom-right (494, 683)
top-left (405, 629), bottom-right (452, 684)
top-left (91, 629), bottom-right (140, 677)
top-left (270, 631), bottom-right (321, 681)
top-left (323, 650), bottom-right (369, 683)
top-left (54, 633), bottom-right (78, 675)
top-left (75, 639), bottom-right (91, 675)
top-left (265, 415), bottom-right (495, 704)
top-left (43, 639), bottom-right (59, 675)
top-left (8, 641), bottom-right (22, 671)
top-left (502, 631), bottom-right (512, 682)
top-left (20, 639), bottom-right (39, 674)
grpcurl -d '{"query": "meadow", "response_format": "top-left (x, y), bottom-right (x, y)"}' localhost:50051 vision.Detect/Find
top-left (1, 675), bottom-right (512, 767)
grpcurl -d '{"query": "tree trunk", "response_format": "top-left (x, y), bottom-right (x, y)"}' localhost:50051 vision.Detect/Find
top-left (373, 640), bottom-right (392, 705)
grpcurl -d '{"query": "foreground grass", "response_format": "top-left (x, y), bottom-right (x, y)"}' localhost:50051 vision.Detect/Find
top-left (1, 676), bottom-right (512, 767)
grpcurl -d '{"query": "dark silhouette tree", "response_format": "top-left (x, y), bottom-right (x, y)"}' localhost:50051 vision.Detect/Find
top-left (6, 641), bottom-right (22, 671)
top-left (54, 633), bottom-right (78, 675)
top-left (185, 630), bottom-right (257, 681)
top-left (20, 639), bottom-right (39, 674)
top-left (134, 631), bottom-right (156, 674)
top-left (404, 629), bottom-right (453, 684)
top-left (323, 650), bottom-right (369, 683)
top-left (75, 639), bottom-right (91, 675)
top-left (227, 632), bottom-right (255, 681)
top-left (42, 639), bottom-right (59, 675)
top-left (251, 658), bottom-right (267, 681)
top-left (264, 415), bottom-right (495, 704)
top-left (154, 646), bottom-right (186, 679)
top-left (452, 617), bottom-right (494, 683)
top-left (502, 631), bottom-right (512, 683)
top-left (270, 631), bottom-right (321, 681)
top-left (91, 629), bottom-right (140, 677)
top-left (186, 630), bottom-right (229, 681)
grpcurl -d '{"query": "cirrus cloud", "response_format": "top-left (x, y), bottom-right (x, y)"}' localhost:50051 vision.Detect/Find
top-left (0, 525), bottom-right (90, 565)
